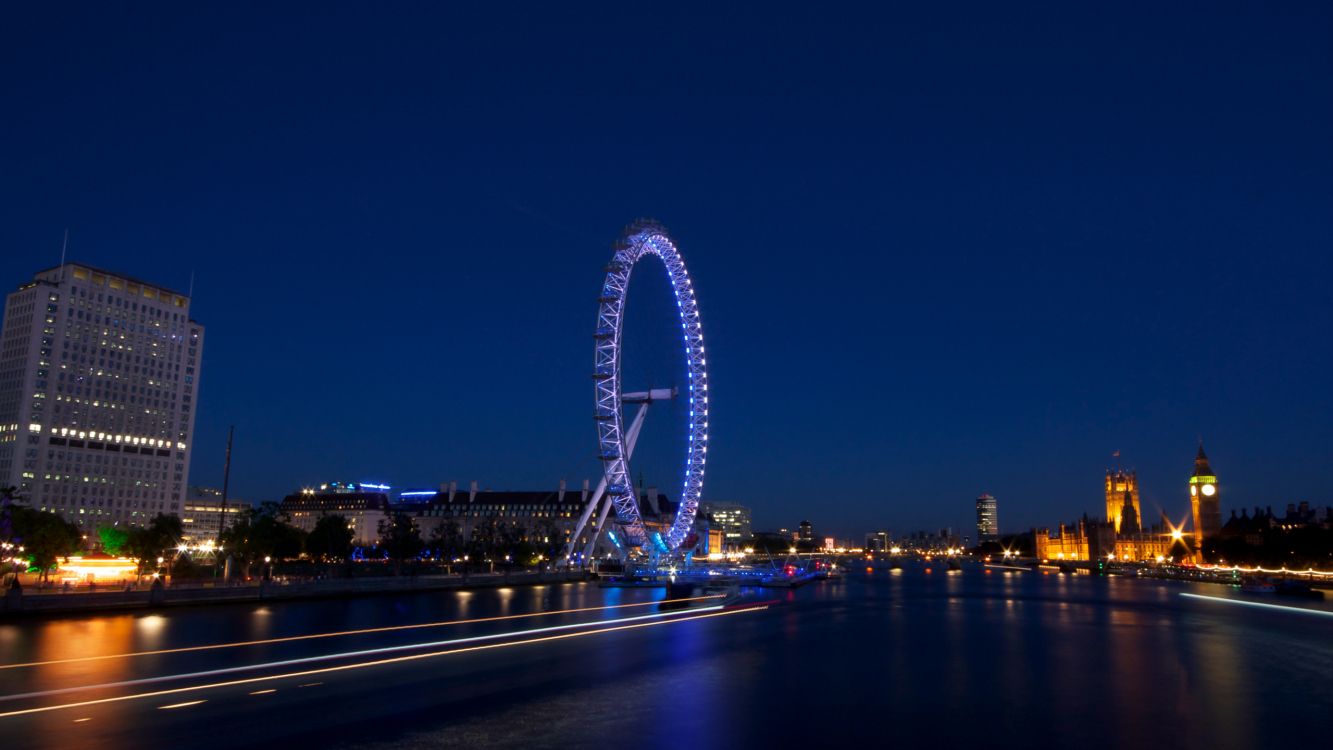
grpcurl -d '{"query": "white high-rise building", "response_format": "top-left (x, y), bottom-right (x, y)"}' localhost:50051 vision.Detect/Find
top-left (0, 263), bottom-right (204, 529)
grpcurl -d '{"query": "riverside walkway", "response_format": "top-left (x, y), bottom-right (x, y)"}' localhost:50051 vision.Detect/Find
top-left (0, 569), bottom-right (587, 617)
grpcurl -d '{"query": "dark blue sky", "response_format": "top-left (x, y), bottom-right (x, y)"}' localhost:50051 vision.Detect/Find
top-left (3, 3), bottom-right (1330, 538)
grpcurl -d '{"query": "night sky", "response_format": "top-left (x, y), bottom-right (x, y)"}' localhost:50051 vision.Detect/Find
top-left (3, 3), bottom-right (1330, 538)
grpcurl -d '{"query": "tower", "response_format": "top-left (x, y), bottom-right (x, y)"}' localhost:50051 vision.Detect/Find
top-left (1104, 469), bottom-right (1141, 535)
top-left (1189, 444), bottom-right (1221, 540)
top-left (0, 263), bottom-right (203, 529)
top-left (975, 493), bottom-right (999, 542)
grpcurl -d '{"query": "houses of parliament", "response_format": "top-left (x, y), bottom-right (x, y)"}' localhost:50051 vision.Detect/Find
top-left (1034, 446), bottom-right (1220, 562)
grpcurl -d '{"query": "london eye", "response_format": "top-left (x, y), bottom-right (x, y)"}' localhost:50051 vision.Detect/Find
top-left (571, 220), bottom-right (709, 558)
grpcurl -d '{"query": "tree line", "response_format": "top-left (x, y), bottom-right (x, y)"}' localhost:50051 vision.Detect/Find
top-left (2, 487), bottom-right (575, 580)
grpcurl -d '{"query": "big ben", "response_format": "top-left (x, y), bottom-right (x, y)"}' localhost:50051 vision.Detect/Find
top-left (1189, 444), bottom-right (1222, 540)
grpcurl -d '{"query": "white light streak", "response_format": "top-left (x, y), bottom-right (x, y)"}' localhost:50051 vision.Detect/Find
top-left (1180, 592), bottom-right (1333, 618)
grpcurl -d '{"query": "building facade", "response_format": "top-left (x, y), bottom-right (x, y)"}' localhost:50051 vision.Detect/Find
top-left (1035, 516), bottom-right (1176, 562)
top-left (699, 501), bottom-right (752, 549)
top-left (1189, 445), bottom-right (1221, 541)
top-left (865, 530), bottom-right (891, 552)
top-left (0, 263), bottom-right (203, 529)
top-left (180, 486), bottom-right (248, 542)
top-left (975, 493), bottom-right (999, 542)
top-left (407, 481), bottom-right (676, 561)
top-left (280, 483), bottom-right (392, 545)
top-left (1105, 468), bottom-right (1142, 534)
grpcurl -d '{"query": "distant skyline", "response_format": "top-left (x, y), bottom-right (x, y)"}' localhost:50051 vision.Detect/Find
top-left (3, 3), bottom-right (1330, 538)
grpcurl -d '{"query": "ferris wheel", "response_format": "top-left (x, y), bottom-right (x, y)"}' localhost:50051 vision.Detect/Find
top-left (564, 220), bottom-right (709, 560)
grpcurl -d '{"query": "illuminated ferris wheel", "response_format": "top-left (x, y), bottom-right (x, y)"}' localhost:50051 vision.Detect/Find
top-left (565, 220), bottom-right (709, 559)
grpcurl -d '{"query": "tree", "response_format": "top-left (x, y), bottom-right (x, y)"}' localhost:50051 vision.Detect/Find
top-left (307, 514), bottom-right (354, 563)
top-left (10, 506), bottom-right (81, 582)
top-left (219, 502), bottom-right (306, 577)
top-left (378, 512), bottom-right (423, 575)
top-left (428, 519), bottom-right (465, 562)
top-left (530, 518), bottom-right (563, 565)
top-left (124, 513), bottom-right (185, 578)
top-left (97, 525), bottom-right (129, 556)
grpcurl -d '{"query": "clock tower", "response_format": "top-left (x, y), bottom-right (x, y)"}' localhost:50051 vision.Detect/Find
top-left (1189, 444), bottom-right (1222, 540)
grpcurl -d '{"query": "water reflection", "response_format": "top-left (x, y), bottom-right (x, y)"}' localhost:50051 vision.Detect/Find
top-left (0, 572), bottom-right (1326, 750)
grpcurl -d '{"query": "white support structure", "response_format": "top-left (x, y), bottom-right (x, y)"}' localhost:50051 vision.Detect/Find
top-left (563, 389), bottom-right (674, 565)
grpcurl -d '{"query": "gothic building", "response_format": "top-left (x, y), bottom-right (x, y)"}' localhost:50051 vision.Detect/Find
top-left (1105, 468), bottom-right (1141, 534)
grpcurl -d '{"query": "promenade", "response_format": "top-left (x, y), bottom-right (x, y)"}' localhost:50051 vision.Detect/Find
top-left (0, 569), bottom-right (587, 617)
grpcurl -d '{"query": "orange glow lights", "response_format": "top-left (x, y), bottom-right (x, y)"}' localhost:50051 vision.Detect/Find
top-left (56, 556), bottom-right (137, 582)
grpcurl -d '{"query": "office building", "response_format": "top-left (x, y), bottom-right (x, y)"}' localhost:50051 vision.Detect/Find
top-left (699, 501), bottom-right (752, 549)
top-left (180, 486), bottom-right (248, 542)
top-left (0, 263), bottom-right (203, 528)
top-left (975, 493), bottom-right (999, 541)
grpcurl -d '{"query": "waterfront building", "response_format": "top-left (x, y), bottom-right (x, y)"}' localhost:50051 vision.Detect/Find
top-left (181, 485), bottom-right (248, 542)
top-left (405, 480), bottom-right (677, 559)
top-left (798, 520), bottom-right (813, 542)
top-left (0, 263), bottom-right (203, 529)
top-left (280, 482), bottom-right (392, 545)
top-left (699, 501), bottom-right (752, 549)
top-left (1189, 445), bottom-right (1222, 541)
top-left (1105, 469), bottom-right (1142, 534)
top-left (975, 493), bottom-right (999, 542)
top-left (1034, 515), bottom-right (1176, 562)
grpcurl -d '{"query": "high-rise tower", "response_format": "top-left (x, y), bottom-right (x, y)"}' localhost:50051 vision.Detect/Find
top-left (1105, 468), bottom-right (1141, 534)
top-left (1189, 444), bottom-right (1221, 540)
top-left (975, 493), bottom-right (999, 542)
top-left (0, 264), bottom-right (203, 529)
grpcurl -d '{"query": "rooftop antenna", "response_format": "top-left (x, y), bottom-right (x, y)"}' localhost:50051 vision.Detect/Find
top-left (187, 269), bottom-right (195, 299)
top-left (59, 229), bottom-right (68, 276)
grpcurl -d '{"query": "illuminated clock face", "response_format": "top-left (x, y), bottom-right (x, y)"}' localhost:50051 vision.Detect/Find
top-left (1190, 485), bottom-right (1198, 496)
top-left (1201, 483), bottom-right (1216, 497)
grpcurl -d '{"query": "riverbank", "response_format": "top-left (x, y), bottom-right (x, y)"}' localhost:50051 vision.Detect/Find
top-left (0, 569), bottom-right (588, 618)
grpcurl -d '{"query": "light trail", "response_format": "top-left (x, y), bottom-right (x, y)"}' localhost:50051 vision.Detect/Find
top-left (156, 700), bottom-right (206, 710)
top-left (0, 594), bottom-right (724, 671)
top-left (0, 604), bottom-right (726, 704)
top-left (0, 605), bottom-right (766, 719)
top-left (1180, 592), bottom-right (1333, 618)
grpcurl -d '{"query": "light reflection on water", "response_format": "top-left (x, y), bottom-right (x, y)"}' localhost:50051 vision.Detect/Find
top-left (0, 568), bottom-right (1328, 750)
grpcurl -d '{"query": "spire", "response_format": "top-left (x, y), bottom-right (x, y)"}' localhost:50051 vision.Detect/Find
top-left (1192, 442), bottom-right (1214, 477)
